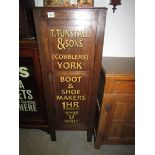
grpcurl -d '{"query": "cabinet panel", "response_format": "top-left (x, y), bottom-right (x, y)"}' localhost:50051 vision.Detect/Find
top-left (97, 96), bottom-right (135, 145)
top-left (108, 123), bottom-right (129, 137)
top-left (113, 80), bottom-right (135, 93)
top-left (102, 95), bottom-right (135, 138)
top-left (112, 101), bottom-right (135, 122)
top-left (108, 123), bottom-right (135, 140)
top-left (104, 77), bottom-right (135, 94)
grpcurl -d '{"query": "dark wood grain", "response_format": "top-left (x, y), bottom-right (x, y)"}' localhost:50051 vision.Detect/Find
top-left (33, 8), bottom-right (107, 141)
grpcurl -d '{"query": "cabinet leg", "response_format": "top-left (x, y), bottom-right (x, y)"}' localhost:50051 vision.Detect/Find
top-left (50, 130), bottom-right (56, 141)
top-left (87, 129), bottom-right (93, 142)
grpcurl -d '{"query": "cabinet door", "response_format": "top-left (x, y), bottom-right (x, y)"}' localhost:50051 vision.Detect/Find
top-left (19, 42), bottom-right (48, 128)
top-left (102, 94), bottom-right (135, 144)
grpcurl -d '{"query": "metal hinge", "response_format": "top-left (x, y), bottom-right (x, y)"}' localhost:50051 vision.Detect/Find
top-left (105, 103), bottom-right (111, 112)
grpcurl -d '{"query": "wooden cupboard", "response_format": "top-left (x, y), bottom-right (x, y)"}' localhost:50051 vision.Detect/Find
top-left (19, 39), bottom-right (49, 130)
top-left (95, 57), bottom-right (135, 148)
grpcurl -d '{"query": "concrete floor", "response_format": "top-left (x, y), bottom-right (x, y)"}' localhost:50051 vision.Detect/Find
top-left (19, 129), bottom-right (135, 155)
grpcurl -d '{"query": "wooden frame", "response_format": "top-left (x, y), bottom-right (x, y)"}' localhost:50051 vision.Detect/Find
top-left (44, 0), bottom-right (94, 7)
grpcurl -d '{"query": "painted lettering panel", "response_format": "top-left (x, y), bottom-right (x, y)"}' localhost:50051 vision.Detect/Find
top-left (49, 25), bottom-right (96, 72)
top-left (19, 57), bottom-right (43, 120)
top-left (33, 8), bottom-right (107, 135)
top-left (47, 22), bottom-right (95, 127)
top-left (53, 72), bottom-right (91, 125)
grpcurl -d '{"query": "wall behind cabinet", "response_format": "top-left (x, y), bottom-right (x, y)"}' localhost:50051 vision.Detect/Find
top-left (34, 0), bottom-right (135, 57)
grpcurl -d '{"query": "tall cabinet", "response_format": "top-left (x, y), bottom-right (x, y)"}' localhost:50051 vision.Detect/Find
top-left (33, 7), bottom-right (107, 141)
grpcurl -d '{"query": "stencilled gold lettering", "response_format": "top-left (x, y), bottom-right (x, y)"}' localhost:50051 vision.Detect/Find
top-left (57, 38), bottom-right (83, 50)
top-left (49, 29), bottom-right (90, 51)
top-left (64, 110), bottom-right (79, 124)
top-left (49, 28), bottom-right (91, 124)
top-left (69, 115), bottom-right (75, 120)
top-left (61, 89), bottom-right (80, 95)
top-left (52, 54), bottom-right (88, 61)
top-left (64, 119), bottom-right (78, 124)
top-left (57, 95), bottom-right (86, 101)
top-left (62, 101), bottom-right (79, 110)
top-left (68, 83), bottom-right (74, 89)
top-left (60, 76), bottom-right (82, 82)
top-left (50, 29), bottom-right (90, 38)
top-left (57, 62), bottom-right (82, 70)
top-left (65, 111), bottom-right (78, 120)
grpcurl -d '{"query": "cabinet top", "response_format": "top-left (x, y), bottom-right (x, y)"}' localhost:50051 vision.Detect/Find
top-left (19, 39), bottom-right (37, 49)
top-left (33, 7), bottom-right (108, 10)
top-left (101, 57), bottom-right (135, 76)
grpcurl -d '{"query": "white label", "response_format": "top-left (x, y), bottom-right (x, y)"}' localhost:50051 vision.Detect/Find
top-left (47, 12), bottom-right (55, 18)
top-left (70, 0), bottom-right (77, 4)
